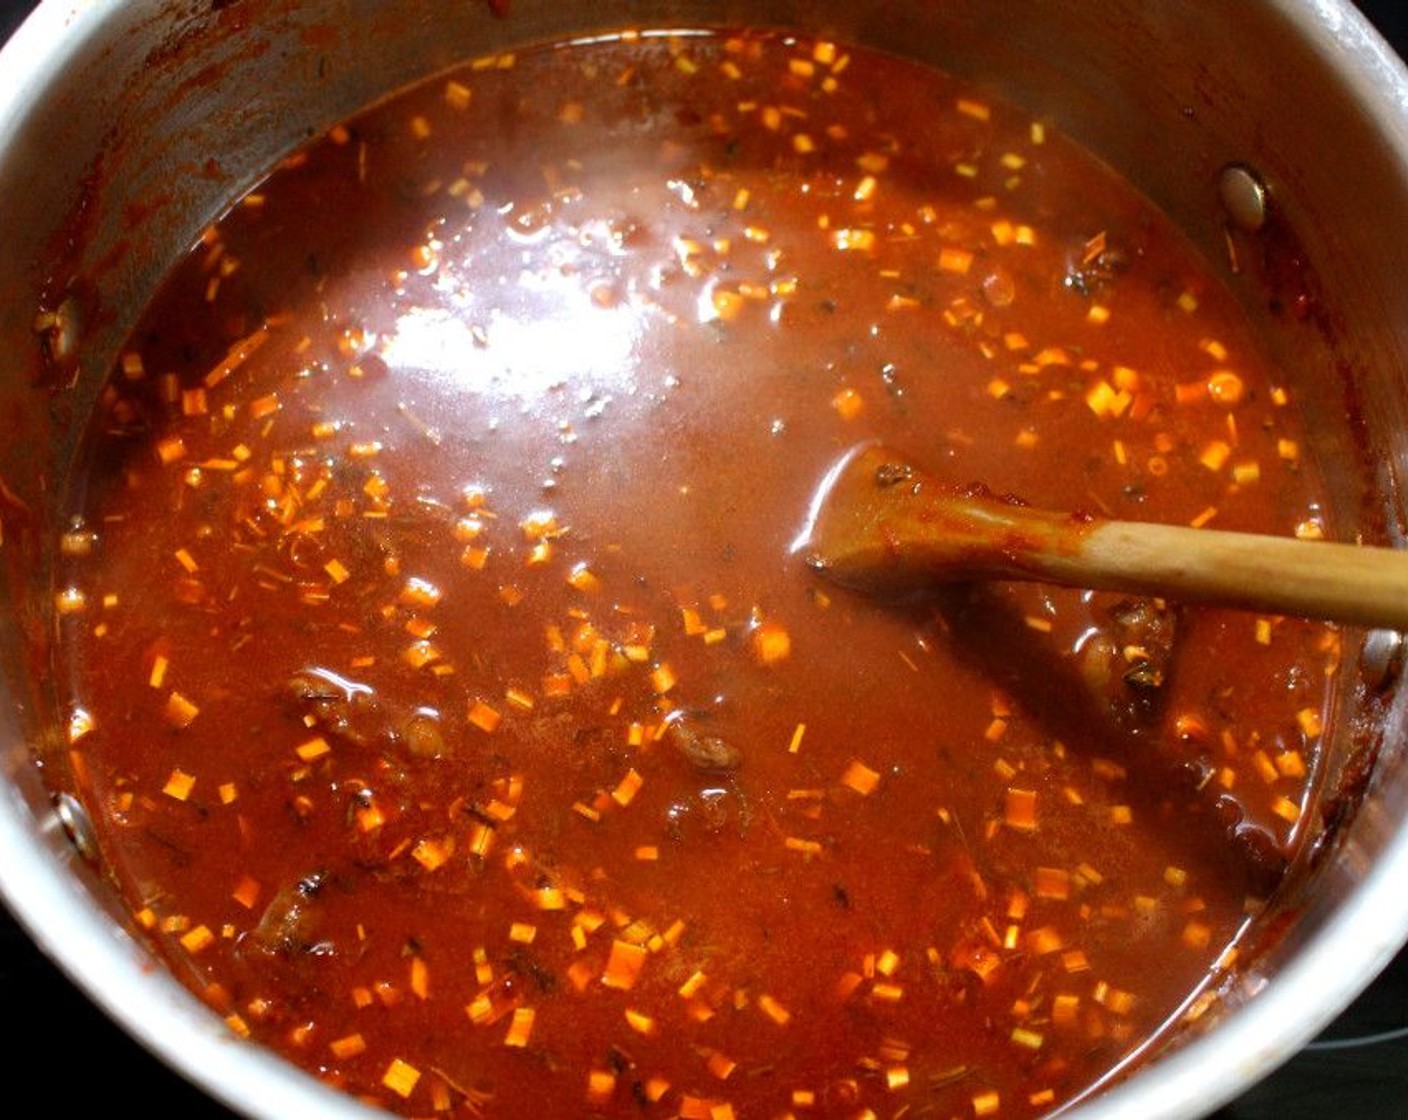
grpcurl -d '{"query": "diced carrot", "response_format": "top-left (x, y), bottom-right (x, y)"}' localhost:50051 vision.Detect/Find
top-left (163, 768), bottom-right (196, 801)
top-left (1033, 867), bottom-right (1070, 900)
top-left (295, 736), bottom-right (331, 762)
top-left (840, 759), bottom-right (880, 795)
top-left (831, 386), bottom-right (865, 418)
top-left (179, 925), bottom-right (215, 953)
top-left (750, 621), bottom-right (792, 664)
top-left (602, 939), bottom-right (648, 990)
top-left (939, 246), bottom-right (974, 274)
top-left (612, 768), bottom-right (644, 807)
top-left (504, 1007), bottom-right (535, 1048)
top-left (330, 1034), bottom-right (367, 1060)
top-left (586, 1068), bottom-right (617, 1105)
top-left (1004, 787), bottom-right (1037, 830)
top-left (409, 956), bottom-right (430, 999)
top-left (468, 699), bottom-right (502, 733)
top-left (706, 1050), bottom-right (737, 1080)
top-left (757, 993), bottom-right (791, 1025)
top-left (382, 1058), bottom-right (421, 1099)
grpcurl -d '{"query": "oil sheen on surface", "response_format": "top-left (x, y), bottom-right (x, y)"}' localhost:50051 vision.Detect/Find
top-left (55, 30), bottom-right (1341, 1120)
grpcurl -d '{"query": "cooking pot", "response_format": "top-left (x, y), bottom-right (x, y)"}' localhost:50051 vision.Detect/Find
top-left (2, 2), bottom-right (1407, 1117)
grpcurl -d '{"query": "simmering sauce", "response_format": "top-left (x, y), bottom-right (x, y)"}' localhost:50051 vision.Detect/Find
top-left (55, 30), bottom-right (1341, 1119)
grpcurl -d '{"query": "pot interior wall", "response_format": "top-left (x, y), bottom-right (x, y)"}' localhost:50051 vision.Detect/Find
top-left (2, 2), bottom-right (1407, 1118)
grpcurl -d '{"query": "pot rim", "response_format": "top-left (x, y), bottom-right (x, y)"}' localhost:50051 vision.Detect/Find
top-left (1, 2), bottom-right (1407, 1118)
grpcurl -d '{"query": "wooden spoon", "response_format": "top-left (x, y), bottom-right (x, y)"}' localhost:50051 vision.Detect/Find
top-left (798, 442), bottom-right (1408, 630)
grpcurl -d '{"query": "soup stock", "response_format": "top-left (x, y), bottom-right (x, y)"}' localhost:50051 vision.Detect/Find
top-left (35, 26), bottom-right (1380, 1118)
top-left (4, 5), bottom-right (1408, 1120)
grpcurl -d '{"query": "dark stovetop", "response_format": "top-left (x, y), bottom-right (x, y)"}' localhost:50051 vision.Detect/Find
top-left (0, 1), bottom-right (1405, 1116)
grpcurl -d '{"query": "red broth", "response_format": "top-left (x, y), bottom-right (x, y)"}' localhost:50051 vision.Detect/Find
top-left (55, 29), bottom-right (1341, 1119)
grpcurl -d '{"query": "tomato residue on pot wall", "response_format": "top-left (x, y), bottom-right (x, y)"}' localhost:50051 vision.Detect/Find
top-left (51, 29), bottom-right (1350, 1119)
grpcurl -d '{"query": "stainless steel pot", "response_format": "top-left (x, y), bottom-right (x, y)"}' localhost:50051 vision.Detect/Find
top-left (2, 2), bottom-right (1407, 1117)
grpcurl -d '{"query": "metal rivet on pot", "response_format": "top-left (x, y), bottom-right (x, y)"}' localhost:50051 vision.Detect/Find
top-left (1219, 164), bottom-right (1268, 232)
top-left (54, 792), bottom-right (99, 862)
top-left (1361, 628), bottom-right (1404, 692)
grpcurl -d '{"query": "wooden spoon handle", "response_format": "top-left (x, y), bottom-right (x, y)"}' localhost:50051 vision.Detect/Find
top-left (1039, 519), bottom-right (1408, 629)
top-left (802, 444), bottom-right (1408, 629)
